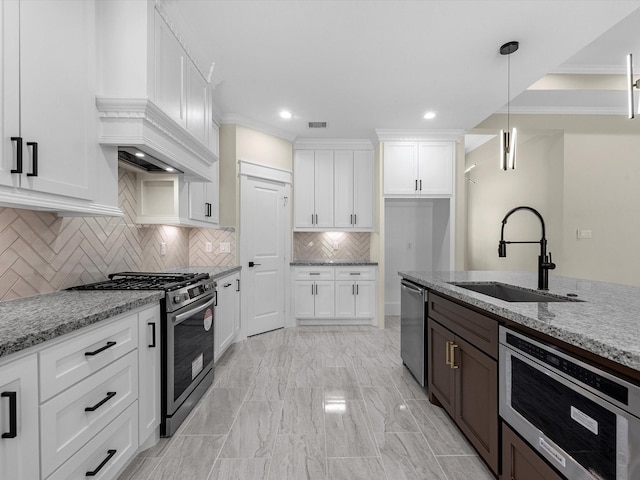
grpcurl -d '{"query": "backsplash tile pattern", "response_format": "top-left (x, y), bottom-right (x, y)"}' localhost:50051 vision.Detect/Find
top-left (0, 169), bottom-right (232, 301)
top-left (189, 227), bottom-right (236, 266)
top-left (294, 232), bottom-right (370, 260)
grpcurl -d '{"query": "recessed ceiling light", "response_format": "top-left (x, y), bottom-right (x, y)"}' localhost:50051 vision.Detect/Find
top-left (424, 111), bottom-right (436, 120)
top-left (165, 167), bottom-right (174, 172)
top-left (135, 152), bottom-right (145, 158)
top-left (279, 110), bottom-right (292, 119)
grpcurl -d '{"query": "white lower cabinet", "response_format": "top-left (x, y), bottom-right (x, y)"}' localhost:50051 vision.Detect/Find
top-left (0, 354), bottom-right (39, 480)
top-left (293, 266), bottom-right (377, 323)
top-left (47, 401), bottom-right (138, 480)
top-left (137, 305), bottom-right (161, 446)
top-left (214, 271), bottom-right (241, 362)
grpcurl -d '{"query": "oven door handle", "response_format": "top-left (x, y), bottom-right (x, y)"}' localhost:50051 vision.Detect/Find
top-left (173, 296), bottom-right (215, 325)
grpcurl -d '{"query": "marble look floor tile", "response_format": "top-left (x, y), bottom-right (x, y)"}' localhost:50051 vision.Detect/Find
top-left (279, 387), bottom-right (324, 434)
top-left (406, 399), bottom-right (475, 455)
top-left (214, 362), bottom-right (261, 388)
top-left (322, 350), bottom-right (356, 368)
top-left (182, 387), bottom-right (248, 435)
top-left (208, 458), bottom-right (270, 480)
top-left (323, 386), bottom-right (364, 401)
top-left (326, 457), bottom-right (387, 480)
top-left (138, 436), bottom-right (173, 458)
top-left (287, 353), bottom-right (323, 388)
top-left (151, 435), bottom-right (226, 480)
top-left (389, 365), bottom-right (428, 400)
top-left (215, 342), bottom-right (246, 366)
top-left (375, 432), bottom-right (446, 480)
top-left (354, 358), bottom-right (396, 387)
top-left (268, 434), bottom-right (326, 480)
top-left (436, 455), bottom-right (494, 480)
top-left (324, 400), bottom-right (377, 458)
top-left (260, 345), bottom-right (295, 369)
top-left (322, 366), bottom-right (359, 388)
top-left (116, 456), bottom-right (161, 480)
top-left (352, 334), bottom-right (387, 357)
top-left (362, 386), bottom-right (419, 433)
top-left (245, 366), bottom-right (289, 401)
top-left (219, 400), bottom-right (284, 458)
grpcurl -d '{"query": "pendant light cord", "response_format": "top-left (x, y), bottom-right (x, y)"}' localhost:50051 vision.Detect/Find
top-left (507, 53), bottom-right (510, 133)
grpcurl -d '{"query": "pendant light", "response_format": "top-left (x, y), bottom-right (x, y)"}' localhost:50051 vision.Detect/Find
top-left (627, 54), bottom-right (640, 119)
top-left (499, 41), bottom-right (519, 170)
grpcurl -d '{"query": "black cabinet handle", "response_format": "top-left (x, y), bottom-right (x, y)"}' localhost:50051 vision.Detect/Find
top-left (352, 284), bottom-right (354, 295)
top-left (84, 392), bottom-right (116, 412)
top-left (205, 202), bottom-right (212, 217)
top-left (86, 449), bottom-right (117, 476)
top-left (148, 322), bottom-right (156, 348)
top-left (315, 284), bottom-right (318, 295)
top-left (248, 261), bottom-right (261, 267)
top-left (85, 341), bottom-right (116, 356)
top-left (415, 179), bottom-right (418, 191)
top-left (356, 284), bottom-right (359, 295)
top-left (236, 278), bottom-right (240, 292)
top-left (354, 214), bottom-right (357, 224)
top-left (1, 392), bottom-right (17, 439)
top-left (350, 214), bottom-right (353, 225)
top-left (10, 137), bottom-right (22, 174)
top-left (214, 290), bottom-right (218, 307)
top-left (419, 179), bottom-right (422, 191)
top-left (224, 282), bottom-right (232, 288)
top-left (26, 142), bottom-right (38, 176)
top-left (315, 214), bottom-right (318, 224)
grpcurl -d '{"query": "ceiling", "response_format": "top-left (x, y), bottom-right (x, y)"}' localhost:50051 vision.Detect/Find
top-left (164, 0), bottom-right (640, 142)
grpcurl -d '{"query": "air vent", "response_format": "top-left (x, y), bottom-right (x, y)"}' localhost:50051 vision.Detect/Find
top-left (308, 122), bottom-right (327, 128)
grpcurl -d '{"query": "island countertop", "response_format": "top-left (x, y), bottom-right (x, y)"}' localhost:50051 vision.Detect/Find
top-left (398, 270), bottom-right (640, 372)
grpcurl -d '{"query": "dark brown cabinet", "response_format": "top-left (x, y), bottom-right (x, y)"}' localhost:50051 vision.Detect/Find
top-left (428, 294), bottom-right (499, 474)
top-left (501, 423), bottom-right (565, 480)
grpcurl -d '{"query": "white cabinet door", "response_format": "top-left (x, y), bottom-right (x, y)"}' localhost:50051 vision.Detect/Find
top-left (138, 305), bottom-right (161, 446)
top-left (334, 150), bottom-right (354, 228)
top-left (185, 58), bottom-right (208, 145)
top-left (0, 0), bottom-right (19, 189)
top-left (335, 281), bottom-right (356, 317)
top-left (215, 277), bottom-right (236, 361)
top-left (384, 142), bottom-right (418, 195)
top-left (189, 182), bottom-right (207, 222)
top-left (314, 150), bottom-right (334, 228)
top-left (355, 281), bottom-right (376, 318)
top-left (294, 281), bottom-right (316, 318)
top-left (353, 150), bottom-right (374, 229)
top-left (417, 142), bottom-right (454, 195)
top-left (18, 0), bottom-right (95, 200)
top-left (294, 150), bottom-right (316, 228)
top-left (154, 9), bottom-right (185, 126)
top-left (206, 162), bottom-right (219, 224)
top-left (0, 354), bottom-right (39, 480)
top-left (314, 280), bottom-right (335, 318)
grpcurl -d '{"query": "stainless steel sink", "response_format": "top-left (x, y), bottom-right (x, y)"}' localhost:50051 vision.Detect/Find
top-left (449, 282), bottom-right (583, 303)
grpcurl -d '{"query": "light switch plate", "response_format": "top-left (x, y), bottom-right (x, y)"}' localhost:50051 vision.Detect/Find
top-left (220, 242), bottom-right (231, 253)
top-left (205, 242), bottom-right (213, 253)
top-left (160, 242), bottom-right (167, 255)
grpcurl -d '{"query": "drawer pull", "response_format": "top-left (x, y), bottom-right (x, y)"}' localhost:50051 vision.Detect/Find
top-left (85, 392), bottom-right (116, 412)
top-left (85, 341), bottom-right (116, 356)
top-left (236, 278), bottom-right (240, 292)
top-left (309, 272), bottom-right (320, 276)
top-left (26, 141), bottom-right (38, 176)
top-left (10, 137), bottom-right (22, 173)
top-left (85, 449), bottom-right (117, 476)
top-left (445, 341), bottom-right (451, 366)
top-left (1, 392), bottom-right (17, 438)
top-left (349, 272), bottom-right (361, 275)
top-left (148, 322), bottom-right (156, 348)
top-left (450, 343), bottom-right (459, 369)
top-left (224, 282), bottom-right (232, 288)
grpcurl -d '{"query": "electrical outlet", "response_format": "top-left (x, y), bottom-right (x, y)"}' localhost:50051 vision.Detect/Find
top-left (220, 242), bottom-right (231, 253)
top-left (205, 242), bottom-right (213, 253)
top-left (333, 241), bottom-right (339, 250)
top-left (577, 229), bottom-right (592, 239)
top-left (160, 242), bottom-right (167, 255)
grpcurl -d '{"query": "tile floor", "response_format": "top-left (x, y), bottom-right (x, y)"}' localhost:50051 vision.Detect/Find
top-left (118, 317), bottom-right (495, 480)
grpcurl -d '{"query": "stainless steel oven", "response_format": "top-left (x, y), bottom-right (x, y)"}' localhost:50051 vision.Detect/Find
top-left (500, 327), bottom-right (640, 480)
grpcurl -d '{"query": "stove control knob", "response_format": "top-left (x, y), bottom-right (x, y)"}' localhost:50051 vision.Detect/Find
top-left (173, 294), bottom-right (183, 303)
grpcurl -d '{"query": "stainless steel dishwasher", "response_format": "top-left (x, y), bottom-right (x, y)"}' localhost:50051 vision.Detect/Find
top-left (400, 279), bottom-right (427, 387)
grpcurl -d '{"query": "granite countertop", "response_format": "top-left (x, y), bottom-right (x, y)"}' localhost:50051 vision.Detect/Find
top-left (0, 290), bottom-right (163, 360)
top-left (165, 265), bottom-right (242, 280)
top-left (291, 260), bottom-right (378, 266)
top-left (399, 270), bottom-right (640, 372)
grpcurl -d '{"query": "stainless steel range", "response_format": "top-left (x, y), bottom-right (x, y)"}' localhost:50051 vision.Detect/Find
top-left (70, 272), bottom-right (216, 436)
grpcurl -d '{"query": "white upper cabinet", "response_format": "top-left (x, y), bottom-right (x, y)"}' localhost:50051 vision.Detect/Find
top-left (384, 141), bottom-right (454, 196)
top-left (294, 147), bottom-right (373, 231)
top-left (154, 10), bottom-right (185, 127)
top-left (293, 150), bottom-right (334, 229)
top-left (0, 0), bottom-right (117, 215)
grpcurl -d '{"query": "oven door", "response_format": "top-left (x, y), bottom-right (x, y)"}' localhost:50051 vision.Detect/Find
top-left (500, 344), bottom-right (640, 480)
top-left (165, 294), bottom-right (215, 415)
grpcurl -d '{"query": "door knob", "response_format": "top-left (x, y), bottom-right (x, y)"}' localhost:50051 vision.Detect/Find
top-left (248, 261), bottom-right (262, 267)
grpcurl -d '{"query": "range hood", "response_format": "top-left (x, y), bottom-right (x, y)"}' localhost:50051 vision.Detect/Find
top-left (118, 147), bottom-right (184, 174)
top-left (96, 98), bottom-right (217, 182)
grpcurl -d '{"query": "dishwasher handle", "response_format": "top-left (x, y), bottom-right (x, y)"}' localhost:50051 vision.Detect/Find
top-left (401, 280), bottom-right (424, 295)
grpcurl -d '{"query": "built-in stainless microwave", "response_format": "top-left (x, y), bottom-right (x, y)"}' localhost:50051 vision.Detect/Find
top-left (499, 327), bottom-right (640, 480)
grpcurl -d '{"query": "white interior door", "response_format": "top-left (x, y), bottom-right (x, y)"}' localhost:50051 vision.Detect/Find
top-left (242, 174), bottom-right (288, 336)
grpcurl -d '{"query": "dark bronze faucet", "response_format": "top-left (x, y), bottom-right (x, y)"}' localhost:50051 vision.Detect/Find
top-left (498, 206), bottom-right (556, 290)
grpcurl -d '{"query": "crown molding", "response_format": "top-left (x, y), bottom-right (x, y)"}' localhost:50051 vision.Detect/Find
top-left (375, 129), bottom-right (465, 142)
top-left (96, 97), bottom-right (218, 181)
top-left (294, 139), bottom-right (374, 150)
top-left (496, 105), bottom-right (627, 115)
top-left (221, 114), bottom-right (297, 142)
top-left (238, 160), bottom-right (292, 184)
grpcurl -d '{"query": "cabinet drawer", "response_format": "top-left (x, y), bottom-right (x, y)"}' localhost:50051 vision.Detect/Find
top-left (39, 312), bottom-right (138, 402)
top-left (335, 266), bottom-right (376, 280)
top-left (293, 267), bottom-right (335, 280)
top-left (428, 294), bottom-right (498, 359)
top-left (40, 351), bottom-right (138, 478)
top-left (46, 401), bottom-right (139, 480)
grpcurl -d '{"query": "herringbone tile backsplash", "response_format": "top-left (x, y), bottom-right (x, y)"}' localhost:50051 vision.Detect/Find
top-left (0, 169), bottom-right (236, 301)
top-left (294, 232), bottom-right (370, 260)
